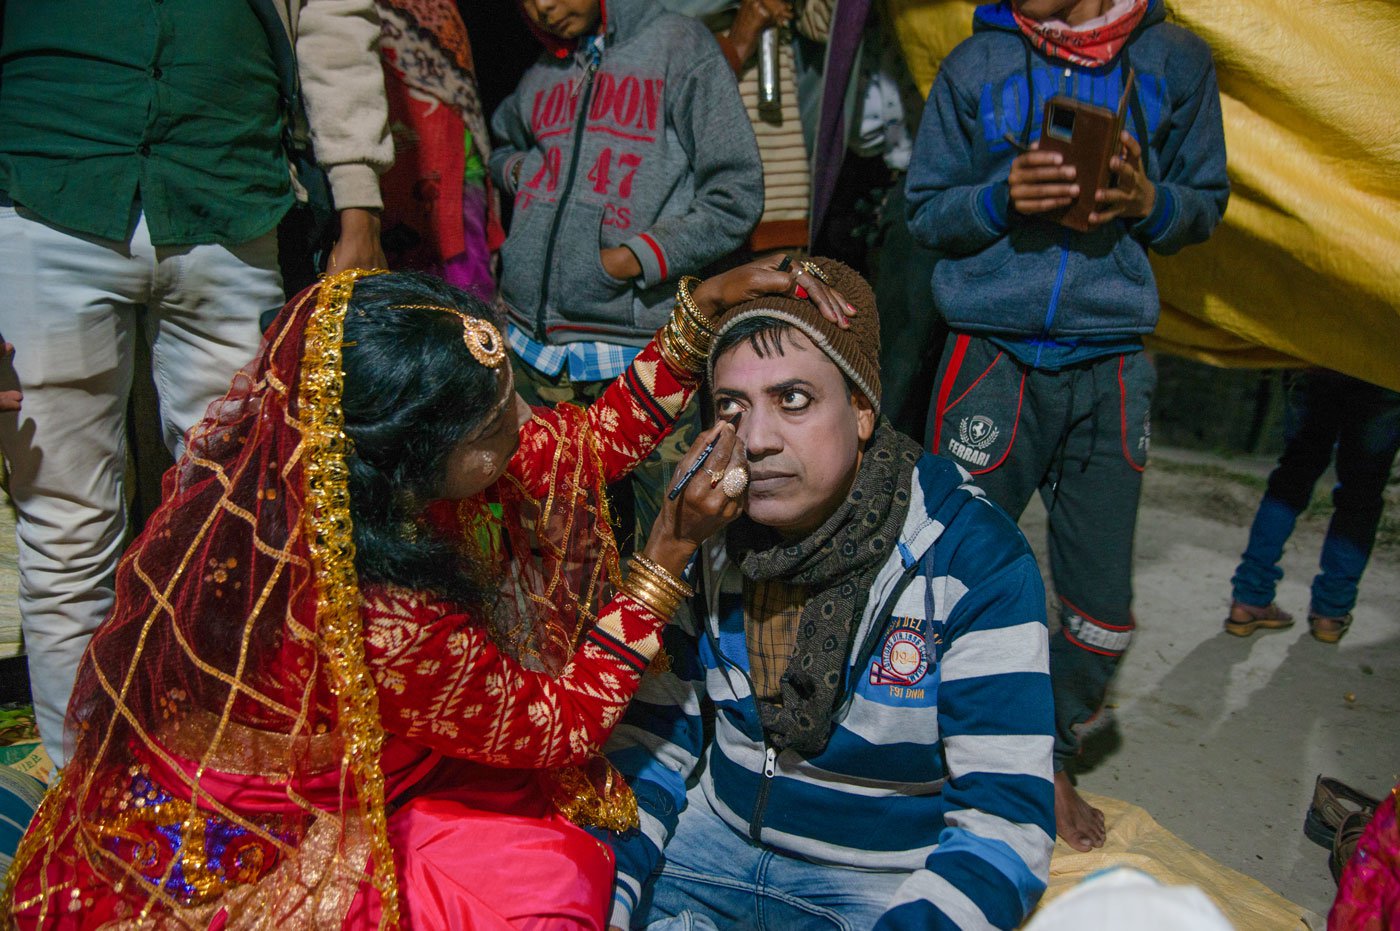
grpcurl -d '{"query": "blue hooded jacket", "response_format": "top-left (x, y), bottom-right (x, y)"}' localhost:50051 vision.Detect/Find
top-left (905, 0), bottom-right (1228, 341)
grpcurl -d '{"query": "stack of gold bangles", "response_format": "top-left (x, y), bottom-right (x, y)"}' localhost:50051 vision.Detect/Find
top-left (659, 276), bottom-right (717, 374)
top-left (623, 554), bottom-right (695, 619)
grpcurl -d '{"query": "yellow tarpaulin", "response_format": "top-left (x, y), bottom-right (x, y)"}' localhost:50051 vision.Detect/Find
top-left (1043, 794), bottom-right (1322, 930)
top-left (887, 0), bottom-right (1400, 390)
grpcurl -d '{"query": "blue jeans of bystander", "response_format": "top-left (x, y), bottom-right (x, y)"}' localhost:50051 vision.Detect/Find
top-left (1231, 369), bottom-right (1400, 618)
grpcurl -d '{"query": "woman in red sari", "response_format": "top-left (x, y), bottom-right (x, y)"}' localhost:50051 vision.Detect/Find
top-left (5, 261), bottom-right (850, 929)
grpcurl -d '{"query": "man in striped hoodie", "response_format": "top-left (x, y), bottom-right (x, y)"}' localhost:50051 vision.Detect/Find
top-left (602, 259), bottom-right (1056, 931)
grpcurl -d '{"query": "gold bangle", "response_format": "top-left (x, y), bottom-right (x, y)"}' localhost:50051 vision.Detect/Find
top-left (657, 341), bottom-right (691, 376)
top-left (670, 326), bottom-right (708, 363)
top-left (659, 319), bottom-right (708, 373)
top-left (621, 574), bottom-right (681, 619)
top-left (676, 310), bottom-right (714, 350)
top-left (631, 566), bottom-right (689, 604)
top-left (631, 555), bottom-right (693, 600)
top-left (676, 276), bottom-right (713, 333)
top-left (669, 308), bottom-right (713, 357)
top-left (659, 326), bottom-right (705, 374)
top-left (678, 300), bottom-right (717, 341)
top-left (628, 562), bottom-right (685, 605)
top-left (623, 555), bottom-right (694, 619)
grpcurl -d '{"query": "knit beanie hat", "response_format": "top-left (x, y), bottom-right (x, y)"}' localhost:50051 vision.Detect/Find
top-left (708, 257), bottom-right (882, 412)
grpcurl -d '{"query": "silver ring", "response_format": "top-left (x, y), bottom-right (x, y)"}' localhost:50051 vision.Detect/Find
top-left (721, 467), bottom-right (749, 499)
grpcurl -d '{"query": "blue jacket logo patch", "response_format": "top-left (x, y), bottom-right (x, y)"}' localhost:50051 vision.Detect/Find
top-left (870, 627), bottom-right (930, 687)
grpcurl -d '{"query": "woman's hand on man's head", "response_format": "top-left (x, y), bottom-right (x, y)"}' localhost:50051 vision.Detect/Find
top-left (690, 254), bottom-right (855, 330)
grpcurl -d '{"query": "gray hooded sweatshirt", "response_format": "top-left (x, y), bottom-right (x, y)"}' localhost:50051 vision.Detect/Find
top-left (490, 0), bottom-right (763, 347)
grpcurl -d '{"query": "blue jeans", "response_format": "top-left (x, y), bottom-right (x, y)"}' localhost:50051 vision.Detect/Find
top-left (1232, 370), bottom-right (1400, 618)
top-left (635, 797), bottom-right (907, 931)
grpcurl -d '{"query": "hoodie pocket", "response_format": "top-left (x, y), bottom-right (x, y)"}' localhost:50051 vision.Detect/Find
top-left (548, 203), bottom-right (637, 332)
top-left (931, 226), bottom-right (1062, 337)
top-left (1053, 227), bottom-right (1158, 336)
top-left (1110, 229), bottom-right (1150, 285)
top-left (498, 192), bottom-right (552, 309)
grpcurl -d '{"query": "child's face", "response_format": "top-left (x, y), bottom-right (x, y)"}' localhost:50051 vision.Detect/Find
top-left (523, 0), bottom-right (603, 40)
top-left (1012, 0), bottom-right (1110, 25)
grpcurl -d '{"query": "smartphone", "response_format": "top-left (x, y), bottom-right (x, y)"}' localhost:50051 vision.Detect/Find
top-left (1037, 69), bottom-right (1136, 232)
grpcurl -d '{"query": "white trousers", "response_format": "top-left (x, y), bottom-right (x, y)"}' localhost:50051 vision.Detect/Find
top-left (0, 201), bottom-right (281, 765)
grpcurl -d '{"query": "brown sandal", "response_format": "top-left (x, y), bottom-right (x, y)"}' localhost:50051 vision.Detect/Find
top-left (1330, 809), bottom-right (1371, 883)
top-left (1305, 775), bottom-right (1380, 849)
top-left (1309, 613), bottom-right (1353, 644)
top-left (1224, 600), bottom-right (1294, 637)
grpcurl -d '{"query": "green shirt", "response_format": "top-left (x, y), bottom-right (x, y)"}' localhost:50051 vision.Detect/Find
top-left (0, 0), bottom-right (293, 245)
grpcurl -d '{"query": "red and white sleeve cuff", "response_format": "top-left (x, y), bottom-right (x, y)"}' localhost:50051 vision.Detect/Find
top-left (623, 233), bottom-right (670, 288)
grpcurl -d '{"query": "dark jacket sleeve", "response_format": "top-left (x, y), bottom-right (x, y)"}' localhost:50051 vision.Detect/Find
top-left (1131, 53), bottom-right (1229, 255)
top-left (905, 65), bottom-right (1013, 259)
top-left (488, 79), bottom-right (533, 197)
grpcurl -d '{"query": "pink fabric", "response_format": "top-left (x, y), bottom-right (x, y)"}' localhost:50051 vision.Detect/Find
top-left (1330, 785), bottom-right (1400, 931)
top-left (137, 734), bottom-right (445, 815)
top-left (346, 764), bottom-right (615, 929)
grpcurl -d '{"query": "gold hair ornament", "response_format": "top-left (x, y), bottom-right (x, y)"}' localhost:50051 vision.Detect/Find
top-left (391, 304), bottom-right (506, 369)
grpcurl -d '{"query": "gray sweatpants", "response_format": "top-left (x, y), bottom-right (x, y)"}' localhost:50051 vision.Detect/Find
top-left (927, 333), bottom-right (1155, 768)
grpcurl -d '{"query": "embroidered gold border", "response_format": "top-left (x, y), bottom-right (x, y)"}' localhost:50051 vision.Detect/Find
top-left (157, 708), bottom-right (343, 777)
top-left (300, 269), bottom-right (400, 929)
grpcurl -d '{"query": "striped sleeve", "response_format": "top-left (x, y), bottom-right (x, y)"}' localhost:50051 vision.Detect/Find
top-left (601, 604), bottom-right (709, 927)
top-left (874, 553), bottom-right (1055, 931)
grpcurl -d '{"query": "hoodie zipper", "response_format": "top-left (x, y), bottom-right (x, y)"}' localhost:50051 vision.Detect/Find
top-left (1034, 229), bottom-right (1073, 368)
top-left (702, 610), bottom-right (778, 843)
top-left (713, 554), bottom-right (922, 842)
top-left (533, 49), bottom-right (601, 342)
top-left (751, 745), bottom-right (777, 843)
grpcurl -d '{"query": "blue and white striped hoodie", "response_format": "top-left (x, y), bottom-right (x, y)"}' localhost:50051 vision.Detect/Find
top-left (604, 453), bottom-right (1056, 930)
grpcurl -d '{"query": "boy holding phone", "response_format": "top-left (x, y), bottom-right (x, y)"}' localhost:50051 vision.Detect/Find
top-left (906, 0), bottom-right (1228, 851)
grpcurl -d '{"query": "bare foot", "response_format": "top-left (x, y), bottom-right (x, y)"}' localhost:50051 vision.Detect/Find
top-left (1054, 770), bottom-right (1106, 851)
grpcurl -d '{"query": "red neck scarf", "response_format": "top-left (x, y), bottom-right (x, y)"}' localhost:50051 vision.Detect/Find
top-left (1013, 0), bottom-right (1148, 68)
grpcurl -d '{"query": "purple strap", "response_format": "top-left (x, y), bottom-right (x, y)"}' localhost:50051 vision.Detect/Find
top-left (809, 0), bottom-right (874, 243)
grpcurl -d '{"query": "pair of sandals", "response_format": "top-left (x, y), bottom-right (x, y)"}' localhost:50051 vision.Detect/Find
top-left (1305, 775), bottom-right (1379, 882)
top-left (1223, 601), bottom-right (1353, 643)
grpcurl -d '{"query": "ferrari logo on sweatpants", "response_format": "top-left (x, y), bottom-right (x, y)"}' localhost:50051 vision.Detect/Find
top-left (949, 415), bottom-right (999, 467)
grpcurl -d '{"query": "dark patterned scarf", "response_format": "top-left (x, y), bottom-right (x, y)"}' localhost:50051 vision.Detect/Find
top-left (728, 423), bottom-right (922, 757)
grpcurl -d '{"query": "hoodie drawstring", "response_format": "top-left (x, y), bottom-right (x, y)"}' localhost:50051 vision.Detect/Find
top-left (1019, 36), bottom-right (1035, 150)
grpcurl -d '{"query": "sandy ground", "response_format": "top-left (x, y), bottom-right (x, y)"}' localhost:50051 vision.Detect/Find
top-left (0, 443), bottom-right (1394, 919)
top-left (1021, 446), bottom-right (1399, 919)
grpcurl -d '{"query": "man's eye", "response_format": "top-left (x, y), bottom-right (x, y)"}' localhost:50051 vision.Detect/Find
top-left (716, 398), bottom-right (743, 418)
top-left (779, 390), bottom-right (811, 411)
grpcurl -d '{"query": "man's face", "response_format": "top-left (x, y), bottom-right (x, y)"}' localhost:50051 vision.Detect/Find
top-left (712, 329), bottom-right (875, 539)
top-left (521, 0), bottom-right (603, 39)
